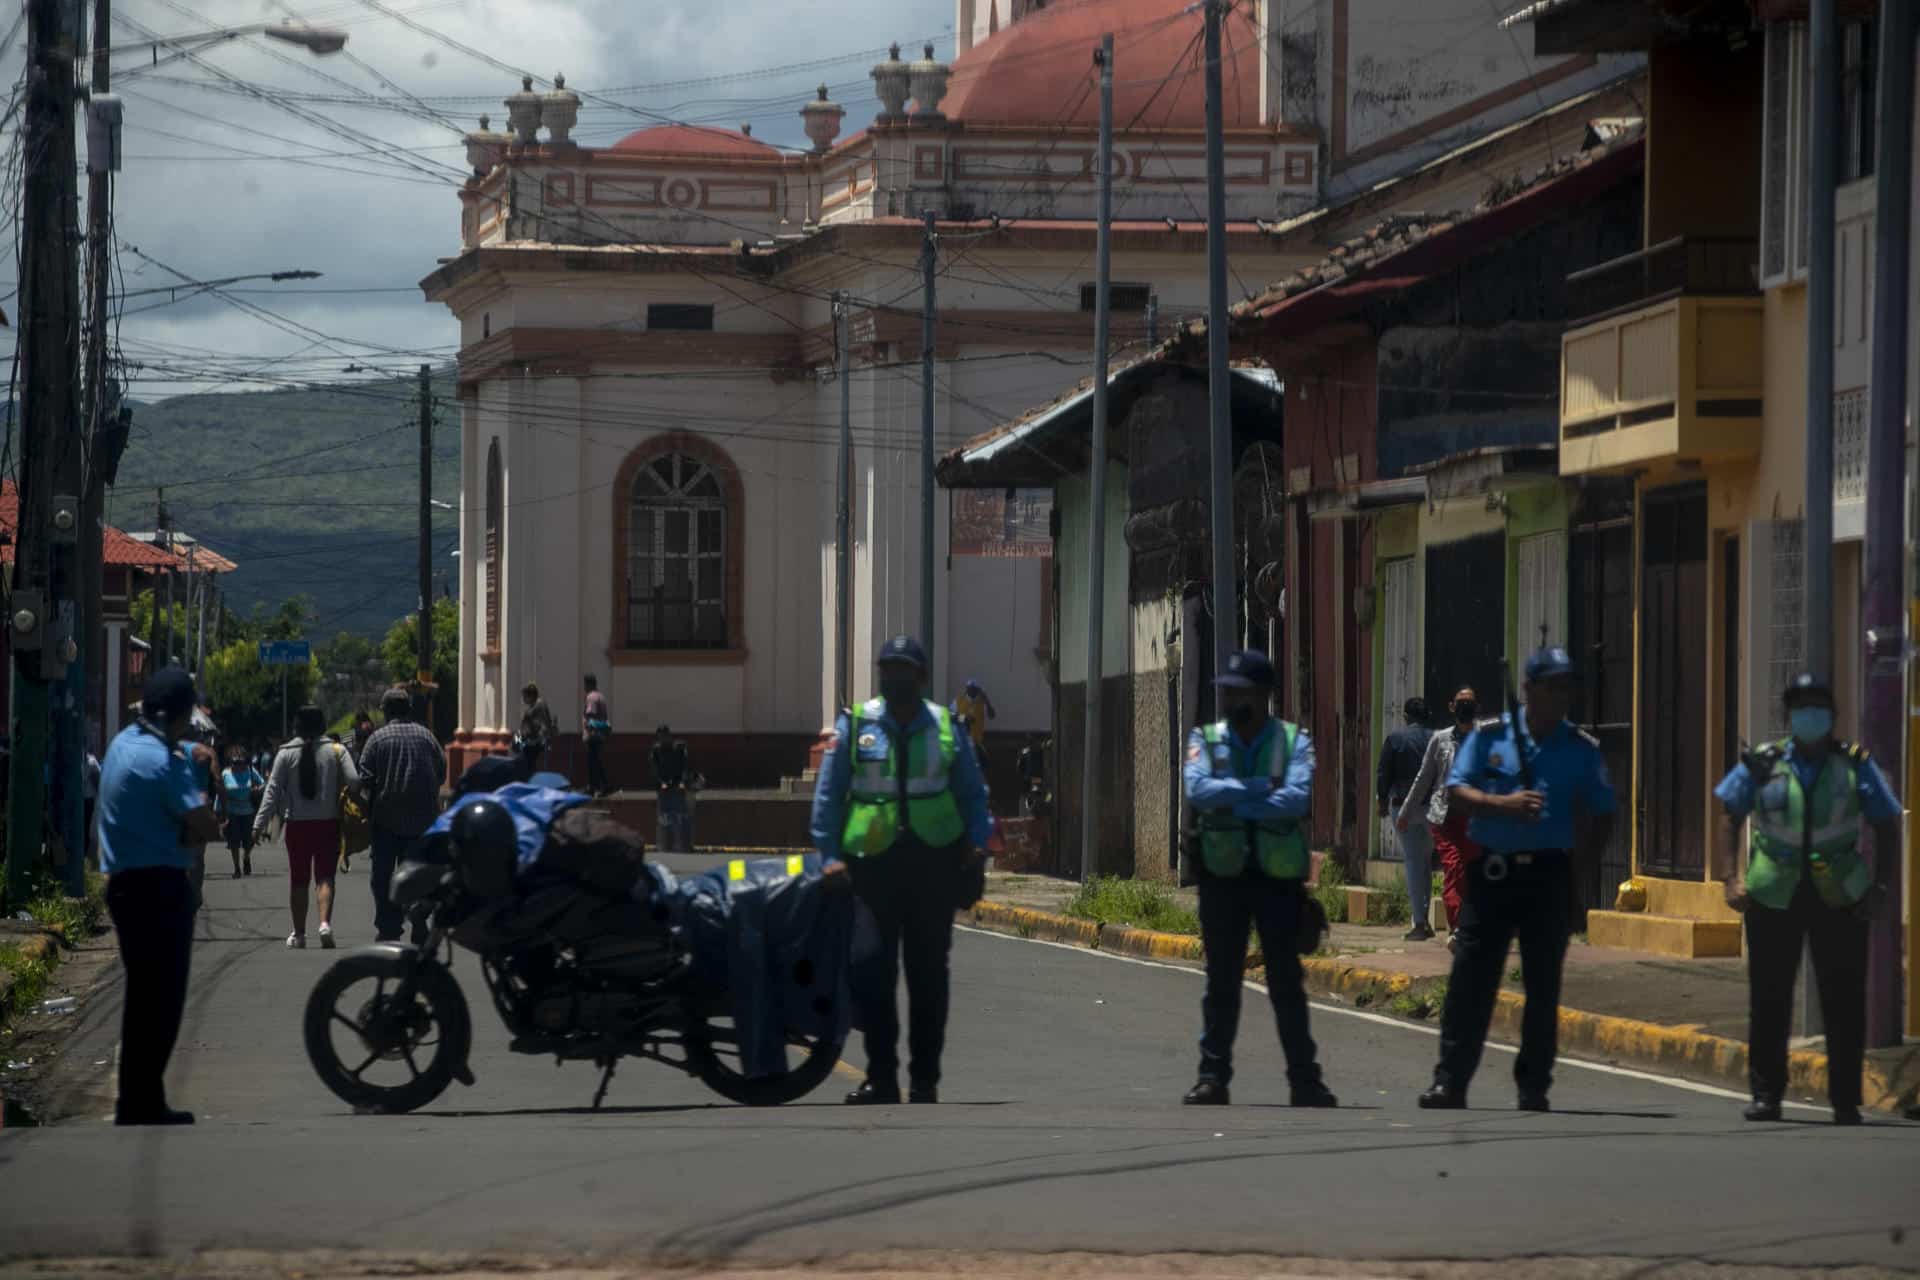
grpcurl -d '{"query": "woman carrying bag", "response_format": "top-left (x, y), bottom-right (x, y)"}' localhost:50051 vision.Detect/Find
top-left (255, 705), bottom-right (360, 950)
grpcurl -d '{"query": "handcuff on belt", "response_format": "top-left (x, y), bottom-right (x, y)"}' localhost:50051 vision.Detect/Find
top-left (1480, 850), bottom-right (1540, 882)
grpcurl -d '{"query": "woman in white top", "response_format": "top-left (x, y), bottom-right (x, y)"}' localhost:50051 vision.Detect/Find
top-left (1396, 686), bottom-right (1484, 946)
top-left (256, 705), bottom-right (360, 949)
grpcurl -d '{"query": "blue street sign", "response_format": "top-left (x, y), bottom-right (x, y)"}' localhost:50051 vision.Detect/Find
top-left (258, 639), bottom-right (312, 667)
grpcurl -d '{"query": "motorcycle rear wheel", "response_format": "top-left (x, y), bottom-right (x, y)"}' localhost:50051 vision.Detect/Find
top-left (305, 951), bottom-right (470, 1114)
top-left (686, 1017), bottom-right (843, 1106)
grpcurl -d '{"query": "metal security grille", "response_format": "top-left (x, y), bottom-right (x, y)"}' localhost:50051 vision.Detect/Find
top-left (1834, 388), bottom-right (1868, 503)
top-left (484, 441), bottom-right (502, 651)
top-left (1768, 517), bottom-right (1805, 743)
top-left (627, 452), bottom-right (726, 649)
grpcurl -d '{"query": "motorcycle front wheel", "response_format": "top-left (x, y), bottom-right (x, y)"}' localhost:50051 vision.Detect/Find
top-left (305, 951), bottom-right (471, 1114)
top-left (686, 1014), bottom-right (843, 1106)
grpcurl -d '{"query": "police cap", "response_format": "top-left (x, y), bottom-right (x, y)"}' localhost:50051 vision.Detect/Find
top-left (1214, 648), bottom-right (1276, 689)
top-left (1782, 671), bottom-right (1834, 707)
top-left (877, 634), bottom-right (928, 671)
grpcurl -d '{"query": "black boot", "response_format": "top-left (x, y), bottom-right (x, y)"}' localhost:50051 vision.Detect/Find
top-left (844, 1079), bottom-right (902, 1105)
top-left (908, 1083), bottom-right (939, 1104)
top-left (1418, 1083), bottom-right (1468, 1110)
top-left (115, 1104), bottom-right (194, 1126)
top-left (1743, 1096), bottom-right (1783, 1122)
top-left (1516, 1089), bottom-right (1551, 1113)
top-left (1183, 1079), bottom-right (1230, 1105)
top-left (1832, 1104), bottom-right (1862, 1126)
top-left (1290, 1081), bottom-right (1339, 1108)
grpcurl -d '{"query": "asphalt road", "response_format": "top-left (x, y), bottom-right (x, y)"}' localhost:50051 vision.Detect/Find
top-left (2, 845), bottom-right (1916, 1271)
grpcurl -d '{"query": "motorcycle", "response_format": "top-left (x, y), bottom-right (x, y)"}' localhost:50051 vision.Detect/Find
top-left (302, 814), bottom-right (848, 1114)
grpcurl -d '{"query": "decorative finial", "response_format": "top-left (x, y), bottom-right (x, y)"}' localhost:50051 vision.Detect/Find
top-left (522, 75), bottom-right (533, 91)
top-left (817, 83), bottom-right (830, 101)
top-left (924, 42), bottom-right (935, 58)
top-left (890, 42), bottom-right (901, 59)
top-left (554, 72), bottom-right (565, 89)
top-left (741, 122), bottom-right (752, 136)
top-left (478, 113), bottom-right (490, 130)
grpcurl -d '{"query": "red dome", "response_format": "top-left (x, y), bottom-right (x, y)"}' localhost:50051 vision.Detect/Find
top-left (608, 124), bottom-right (780, 158)
top-left (940, 0), bottom-right (1265, 130)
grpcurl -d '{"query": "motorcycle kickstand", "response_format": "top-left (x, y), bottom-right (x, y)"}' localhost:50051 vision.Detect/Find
top-left (591, 1058), bottom-right (616, 1111)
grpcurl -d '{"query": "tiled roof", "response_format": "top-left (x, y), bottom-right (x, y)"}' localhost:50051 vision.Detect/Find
top-left (0, 482), bottom-right (187, 570)
top-left (607, 124), bottom-right (781, 158)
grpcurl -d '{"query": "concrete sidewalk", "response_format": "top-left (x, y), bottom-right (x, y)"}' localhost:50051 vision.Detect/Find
top-left (974, 871), bottom-right (1920, 1115)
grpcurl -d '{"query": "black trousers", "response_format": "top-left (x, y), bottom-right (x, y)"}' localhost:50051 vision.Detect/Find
top-left (1434, 852), bottom-right (1571, 1095)
top-left (586, 737), bottom-right (609, 795)
top-left (849, 841), bottom-right (959, 1087)
top-left (1745, 878), bottom-right (1867, 1108)
top-left (105, 867), bottom-right (196, 1116)
top-left (1197, 873), bottom-right (1321, 1087)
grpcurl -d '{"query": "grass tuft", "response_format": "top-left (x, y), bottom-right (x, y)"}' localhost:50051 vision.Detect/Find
top-left (1064, 876), bottom-right (1200, 935)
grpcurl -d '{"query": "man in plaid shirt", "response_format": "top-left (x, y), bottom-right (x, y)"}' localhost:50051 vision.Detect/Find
top-left (360, 687), bottom-right (447, 941)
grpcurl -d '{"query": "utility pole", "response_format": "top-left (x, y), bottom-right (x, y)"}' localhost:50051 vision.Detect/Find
top-left (834, 290), bottom-right (852, 714)
top-left (919, 209), bottom-right (937, 671)
top-left (416, 364), bottom-right (434, 711)
top-left (1202, 0), bottom-right (1235, 700)
top-left (1803, 0), bottom-right (1839, 681)
top-left (6, 0), bottom-right (84, 905)
top-left (71, 0), bottom-right (116, 895)
top-left (1080, 33), bottom-right (1114, 885)
top-left (1862, 0), bottom-right (1914, 1047)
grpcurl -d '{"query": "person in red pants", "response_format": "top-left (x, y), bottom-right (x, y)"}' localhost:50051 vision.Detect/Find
top-left (1397, 687), bottom-right (1485, 949)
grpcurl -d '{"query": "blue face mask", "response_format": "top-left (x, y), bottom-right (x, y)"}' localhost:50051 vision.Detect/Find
top-left (1789, 706), bottom-right (1834, 744)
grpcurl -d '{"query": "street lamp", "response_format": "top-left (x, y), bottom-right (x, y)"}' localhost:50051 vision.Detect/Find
top-left (116, 22), bottom-right (349, 77)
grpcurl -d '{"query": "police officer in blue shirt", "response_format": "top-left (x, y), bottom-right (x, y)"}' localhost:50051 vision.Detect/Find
top-left (1180, 649), bottom-right (1337, 1107)
top-left (1711, 672), bottom-right (1900, 1125)
top-left (97, 666), bottom-right (223, 1126)
top-left (812, 635), bottom-right (993, 1105)
top-left (1418, 646), bottom-right (1616, 1112)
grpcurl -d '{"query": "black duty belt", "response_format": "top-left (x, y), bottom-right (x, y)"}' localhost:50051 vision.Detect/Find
top-left (1480, 849), bottom-right (1566, 882)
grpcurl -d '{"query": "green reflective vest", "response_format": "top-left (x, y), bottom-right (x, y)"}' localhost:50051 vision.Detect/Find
top-left (1746, 740), bottom-right (1872, 910)
top-left (840, 698), bottom-right (966, 856)
top-left (1196, 720), bottom-right (1309, 880)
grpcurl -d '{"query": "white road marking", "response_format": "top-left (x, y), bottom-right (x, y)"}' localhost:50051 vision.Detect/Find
top-left (955, 924), bottom-right (1831, 1114)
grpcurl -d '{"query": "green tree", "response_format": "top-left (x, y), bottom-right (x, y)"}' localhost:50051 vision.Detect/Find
top-left (317, 630), bottom-right (374, 675)
top-left (204, 637), bottom-right (318, 746)
top-left (381, 598), bottom-right (459, 738)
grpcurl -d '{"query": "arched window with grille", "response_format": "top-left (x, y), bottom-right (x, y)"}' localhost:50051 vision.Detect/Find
top-left (484, 440), bottom-right (502, 652)
top-left (615, 437), bottom-right (742, 653)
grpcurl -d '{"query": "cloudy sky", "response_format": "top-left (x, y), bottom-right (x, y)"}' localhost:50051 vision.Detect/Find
top-left (3, 0), bottom-right (954, 398)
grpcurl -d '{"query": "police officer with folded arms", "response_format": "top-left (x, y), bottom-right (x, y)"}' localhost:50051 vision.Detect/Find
top-left (1419, 646), bottom-right (1615, 1112)
top-left (1711, 672), bottom-right (1899, 1125)
top-left (1181, 648), bottom-right (1337, 1108)
top-left (811, 635), bottom-right (992, 1105)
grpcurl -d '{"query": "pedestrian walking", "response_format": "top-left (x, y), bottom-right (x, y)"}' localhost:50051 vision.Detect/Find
top-left (1181, 648), bottom-right (1338, 1108)
top-left (349, 714), bottom-right (375, 766)
top-left (360, 685), bottom-right (448, 943)
top-left (97, 666), bottom-right (220, 1125)
top-left (812, 635), bottom-right (992, 1106)
top-left (255, 705), bottom-right (360, 950)
top-left (952, 679), bottom-right (996, 768)
top-left (1419, 648), bottom-right (1615, 1113)
top-left (1712, 672), bottom-right (1899, 1126)
top-left (1399, 687), bottom-right (1483, 948)
top-left (218, 746), bottom-right (265, 877)
top-left (583, 673), bottom-right (613, 797)
top-left (184, 723), bottom-right (219, 909)
top-left (1377, 696), bottom-right (1435, 941)
top-left (651, 725), bottom-right (693, 852)
top-left (519, 682), bottom-right (557, 774)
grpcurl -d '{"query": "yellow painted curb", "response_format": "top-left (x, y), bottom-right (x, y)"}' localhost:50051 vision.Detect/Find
top-left (964, 898), bottom-right (1917, 1115)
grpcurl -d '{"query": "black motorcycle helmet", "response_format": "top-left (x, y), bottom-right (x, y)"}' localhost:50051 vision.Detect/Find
top-left (450, 800), bottom-right (519, 898)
